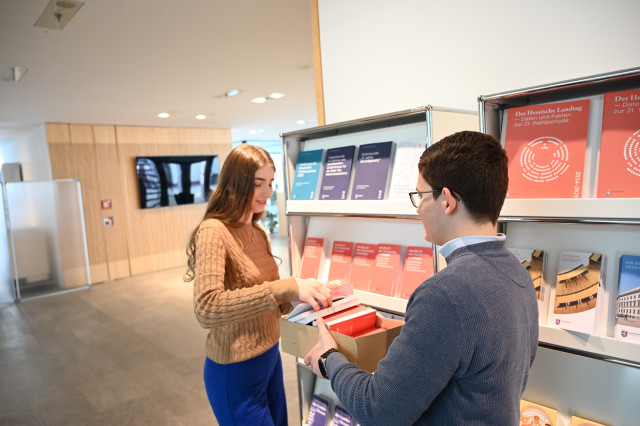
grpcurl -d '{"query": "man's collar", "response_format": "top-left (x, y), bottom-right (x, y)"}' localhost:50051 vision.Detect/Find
top-left (439, 234), bottom-right (506, 258)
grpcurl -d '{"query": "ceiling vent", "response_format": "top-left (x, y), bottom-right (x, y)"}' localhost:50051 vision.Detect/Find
top-left (35, 0), bottom-right (85, 30)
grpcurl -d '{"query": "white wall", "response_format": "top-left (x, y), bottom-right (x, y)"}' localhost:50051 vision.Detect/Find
top-left (318, 0), bottom-right (640, 124)
top-left (0, 125), bottom-right (52, 181)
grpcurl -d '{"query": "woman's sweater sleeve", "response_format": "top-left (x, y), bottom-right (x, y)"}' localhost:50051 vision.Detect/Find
top-left (193, 224), bottom-right (299, 329)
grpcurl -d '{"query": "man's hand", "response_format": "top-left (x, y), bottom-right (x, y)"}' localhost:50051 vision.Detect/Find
top-left (304, 316), bottom-right (339, 378)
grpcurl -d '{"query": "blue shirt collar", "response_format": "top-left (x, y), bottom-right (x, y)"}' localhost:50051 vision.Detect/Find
top-left (439, 234), bottom-right (506, 258)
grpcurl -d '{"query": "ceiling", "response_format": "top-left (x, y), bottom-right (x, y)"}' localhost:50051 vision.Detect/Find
top-left (0, 0), bottom-right (318, 144)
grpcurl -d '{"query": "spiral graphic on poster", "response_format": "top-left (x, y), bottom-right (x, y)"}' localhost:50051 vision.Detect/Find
top-left (624, 129), bottom-right (640, 177)
top-left (519, 136), bottom-right (570, 182)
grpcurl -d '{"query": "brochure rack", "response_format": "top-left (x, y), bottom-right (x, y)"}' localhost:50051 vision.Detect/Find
top-left (479, 67), bottom-right (640, 425)
top-left (281, 106), bottom-right (477, 424)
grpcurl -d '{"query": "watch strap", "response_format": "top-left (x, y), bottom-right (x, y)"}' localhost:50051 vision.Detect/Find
top-left (318, 348), bottom-right (340, 379)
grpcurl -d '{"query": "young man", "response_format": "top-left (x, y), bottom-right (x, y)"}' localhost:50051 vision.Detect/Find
top-left (304, 131), bottom-right (539, 425)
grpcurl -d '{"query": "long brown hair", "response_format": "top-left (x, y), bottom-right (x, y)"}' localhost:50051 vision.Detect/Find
top-left (184, 143), bottom-right (275, 281)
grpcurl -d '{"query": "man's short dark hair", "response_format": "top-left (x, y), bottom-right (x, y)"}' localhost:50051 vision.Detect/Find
top-left (418, 131), bottom-right (508, 224)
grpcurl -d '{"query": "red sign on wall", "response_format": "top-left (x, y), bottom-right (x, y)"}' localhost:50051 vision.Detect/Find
top-left (101, 199), bottom-right (112, 209)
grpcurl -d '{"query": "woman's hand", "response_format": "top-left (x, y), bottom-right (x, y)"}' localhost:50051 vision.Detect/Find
top-left (296, 278), bottom-right (332, 311)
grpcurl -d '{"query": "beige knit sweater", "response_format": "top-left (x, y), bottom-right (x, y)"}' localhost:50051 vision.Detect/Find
top-left (193, 218), bottom-right (298, 364)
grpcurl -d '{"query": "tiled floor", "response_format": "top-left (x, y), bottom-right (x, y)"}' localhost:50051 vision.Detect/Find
top-left (0, 235), bottom-right (302, 425)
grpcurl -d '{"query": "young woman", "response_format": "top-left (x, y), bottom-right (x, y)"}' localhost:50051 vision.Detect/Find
top-left (185, 143), bottom-right (331, 425)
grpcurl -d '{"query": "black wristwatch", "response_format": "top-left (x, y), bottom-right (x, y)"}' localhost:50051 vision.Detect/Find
top-left (318, 348), bottom-right (340, 379)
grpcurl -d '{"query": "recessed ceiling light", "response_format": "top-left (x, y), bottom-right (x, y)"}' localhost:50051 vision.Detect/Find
top-left (251, 97), bottom-right (267, 104)
top-left (157, 112), bottom-right (170, 118)
top-left (296, 120), bottom-right (306, 125)
top-left (195, 114), bottom-right (206, 120)
top-left (268, 92), bottom-right (284, 99)
top-left (226, 89), bottom-right (241, 97)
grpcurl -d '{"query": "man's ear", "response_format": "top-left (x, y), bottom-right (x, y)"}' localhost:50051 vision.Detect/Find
top-left (441, 187), bottom-right (459, 215)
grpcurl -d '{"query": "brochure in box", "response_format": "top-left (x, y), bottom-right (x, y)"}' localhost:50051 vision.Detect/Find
top-left (314, 305), bottom-right (377, 337)
top-left (503, 100), bottom-right (590, 198)
top-left (285, 294), bottom-right (360, 324)
top-left (597, 88), bottom-right (640, 198)
top-left (285, 280), bottom-right (354, 321)
top-left (552, 251), bottom-right (603, 335)
top-left (319, 145), bottom-right (356, 200)
top-left (291, 149), bottom-right (324, 200)
top-left (614, 254), bottom-right (640, 342)
top-left (280, 315), bottom-right (404, 373)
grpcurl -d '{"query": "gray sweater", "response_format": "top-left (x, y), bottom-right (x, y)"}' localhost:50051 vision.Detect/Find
top-left (326, 240), bottom-right (539, 425)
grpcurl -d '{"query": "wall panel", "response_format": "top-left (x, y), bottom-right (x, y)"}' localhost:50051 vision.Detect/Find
top-left (47, 123), bottom-right (232, 281)
top-left (93, 125), bottom-right (131, 280)
top-left (46, 124), bottom-right (73, 179)
top-left (68, 124), bottom-right (109, 284)
top-left (114, 126), bottom-right (232, 276)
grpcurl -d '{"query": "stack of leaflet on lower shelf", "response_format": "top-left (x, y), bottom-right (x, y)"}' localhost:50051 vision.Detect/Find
top-left (307, 378), bottom-right (360, 426)
top-left (519, 400), bottom-right (557, 426)
top-left (307, 394), bottom-right (330, 426)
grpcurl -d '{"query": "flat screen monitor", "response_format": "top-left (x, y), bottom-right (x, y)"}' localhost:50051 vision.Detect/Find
top-left (135, 155), bottom-right (219, 209)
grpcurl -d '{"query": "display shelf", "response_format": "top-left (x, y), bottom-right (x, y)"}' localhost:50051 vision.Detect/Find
top-left (538, 326), bottom-right (640, 367)
top-left (499, 198), bottom-right (640, 224)
top-left (286, 200), bottom-right (418, 218)
top-left (480, 68), bottom-right (640, 425)
top-left (288, 198), bottom-right (640, 223)
top-left (282, 107), bottom-right (478, 424)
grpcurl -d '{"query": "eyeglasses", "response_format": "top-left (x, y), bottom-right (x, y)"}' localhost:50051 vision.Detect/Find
top-left (409, 190), bottom-right (441, 208)
top-left (409, 189), bottom-right (462, 208)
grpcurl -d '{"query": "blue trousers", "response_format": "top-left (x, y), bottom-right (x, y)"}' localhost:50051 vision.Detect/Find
top-left (204, 342), bottom-right (288, 426)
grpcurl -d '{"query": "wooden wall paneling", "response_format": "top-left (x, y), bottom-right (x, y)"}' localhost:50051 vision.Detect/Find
top-left (115, 126), bottom-right (232, 276)
top-left (68, 124), bottom-right (109, 284)
top-left (311, 0), bottom-right (326, 126)
top-left (93, 125), bottom-right (131, 280)
top-left (46, 124), bottom-right (73, 179)
top-left (46, 123), bottom-right (85, 286)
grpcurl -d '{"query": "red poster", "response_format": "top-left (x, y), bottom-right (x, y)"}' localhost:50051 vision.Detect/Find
top-left (370, 244), bottom-right (402, 297)
top-left (504, 100), bottom-right (590, 198)
top-left (597, 89), bottom-right (640, 198)
top-left (349, 243), bottom-right (378, 292)
top-left (299, 237), bottom-right (325, 279)
top-left (327, 241), bottom-right (354, 282)
top-left (398, 246), bottom-right (434, 300)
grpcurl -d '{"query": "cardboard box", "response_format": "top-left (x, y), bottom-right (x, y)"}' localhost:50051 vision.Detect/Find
top-left (280, 314), bottom-right (404, 373)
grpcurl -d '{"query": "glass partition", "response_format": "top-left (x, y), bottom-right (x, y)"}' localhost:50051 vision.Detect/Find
top-left (0, 183), bottom-right (15, 304)
top-left (6, 180), bottom-right (90, 300)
